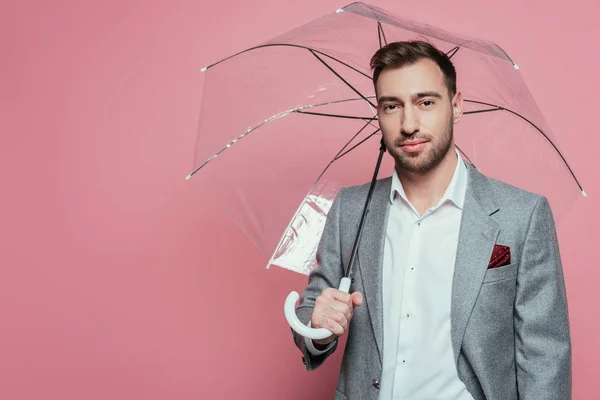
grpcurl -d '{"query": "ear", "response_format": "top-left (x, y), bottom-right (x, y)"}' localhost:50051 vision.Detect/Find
top-left (452, 92), bottom-right (464, 124)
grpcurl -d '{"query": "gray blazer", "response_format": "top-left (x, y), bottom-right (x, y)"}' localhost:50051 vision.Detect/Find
top-left (292, 163), bottom-right (571, 400)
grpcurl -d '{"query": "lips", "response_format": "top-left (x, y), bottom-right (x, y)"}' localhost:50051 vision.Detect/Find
top-left (400, 140), bottom-right (428, 152)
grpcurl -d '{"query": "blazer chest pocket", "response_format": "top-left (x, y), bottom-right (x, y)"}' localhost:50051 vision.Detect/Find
top-left (483, 263), bottom-right (517, 284)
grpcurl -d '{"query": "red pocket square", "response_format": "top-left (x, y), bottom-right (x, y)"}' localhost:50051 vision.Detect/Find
top-left (488, 245), bottom-right (511, 269)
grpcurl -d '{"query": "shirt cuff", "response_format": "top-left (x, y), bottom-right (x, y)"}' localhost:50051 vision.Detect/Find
top-left (304, 320), bottom-right (336, 355)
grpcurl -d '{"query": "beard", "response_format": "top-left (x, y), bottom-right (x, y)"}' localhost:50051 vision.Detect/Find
top-left (392, 123), bottom-right (454, 174)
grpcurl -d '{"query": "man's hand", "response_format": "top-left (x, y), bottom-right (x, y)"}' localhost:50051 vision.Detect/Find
top-left (311, 288), bottom-right (363, 346)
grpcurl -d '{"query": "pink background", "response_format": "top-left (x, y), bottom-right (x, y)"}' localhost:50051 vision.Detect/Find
top-left (1, 0), bottom-right (597, 399)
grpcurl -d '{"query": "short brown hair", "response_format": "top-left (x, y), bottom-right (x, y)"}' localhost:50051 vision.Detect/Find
top-left (370, 40), bottom-right (457, 97)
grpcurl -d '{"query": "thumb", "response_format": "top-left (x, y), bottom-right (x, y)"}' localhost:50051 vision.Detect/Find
top-left (351, 291), bottom-right (363, 307)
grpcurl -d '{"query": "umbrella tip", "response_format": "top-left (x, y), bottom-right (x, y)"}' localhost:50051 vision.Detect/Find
top-left (513, 64), bottom-right (519, 70)
top-left (201, 66), bottom-right (208, 72)
top-left (336, 8), bottom-right (344, 13)
top-left (582, 189), bottom-right (587, 197)
top-left (185, 174), bottom-right (192, 180)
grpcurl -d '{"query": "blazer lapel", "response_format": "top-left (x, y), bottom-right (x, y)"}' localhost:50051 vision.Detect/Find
top-left (451, 164), bottom-right (500, 363)
top-left (356, 177), bottom-right (392, 366)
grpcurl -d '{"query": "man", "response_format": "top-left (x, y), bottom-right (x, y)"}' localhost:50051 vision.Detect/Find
top-left (292, 41), bottom-right (571, 400)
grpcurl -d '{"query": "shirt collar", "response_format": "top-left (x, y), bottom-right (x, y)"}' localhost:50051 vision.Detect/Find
top-left (389, 149), bottom-right (468, 210)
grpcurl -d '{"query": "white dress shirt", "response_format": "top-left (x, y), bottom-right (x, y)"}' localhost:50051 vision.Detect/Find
top-left (307, 153), bottom-right (473, 400)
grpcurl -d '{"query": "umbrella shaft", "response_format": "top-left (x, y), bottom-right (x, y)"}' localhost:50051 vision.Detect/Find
top-left (344, 139), bottom-right (387, 279)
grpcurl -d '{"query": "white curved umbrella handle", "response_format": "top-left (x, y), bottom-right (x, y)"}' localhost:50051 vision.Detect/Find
top-left (284, 277), bottom-right (352, 340)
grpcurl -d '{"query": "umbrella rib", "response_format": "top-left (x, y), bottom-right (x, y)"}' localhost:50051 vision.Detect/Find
top-left (186, 96), bottom-right (376, 179)
top-left (334, 129), bottom-right (381, 161)
top-left (331, 118), bottom-right (377, 160)
top-left (202, 43), bottom-right (371, 80)
top-left (464, 99), bottom-right (585, 194)
top-left (446, 46), bottom-right (460, 59)
top-left (377, 21), bottom-right (388, 48)
top-left (464, 107), bottom-right (501, 115)
top-left (455, 145), bottom-right (476, 167)
top-left (266, 121), bottom-right (380, 270)
top-left (295, 110), bottom-right (376, 120)
top-left (189, 95), bottom-right (583, 195)
top-left (309, 49), bottom-right (377, 109)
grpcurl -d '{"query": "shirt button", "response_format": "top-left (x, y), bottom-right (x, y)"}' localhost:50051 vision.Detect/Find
top-left (402, 360), bottom-right (406, 365)
top-left (406, 313), bottom-right (411, 318)
top-left (410, 266), bottom-right (415, 271)
top-left (372, 378), bottom-right (380, 389)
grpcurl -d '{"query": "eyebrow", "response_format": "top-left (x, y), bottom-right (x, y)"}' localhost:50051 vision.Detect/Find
top-left (378, 91), bottom-right (443, 104)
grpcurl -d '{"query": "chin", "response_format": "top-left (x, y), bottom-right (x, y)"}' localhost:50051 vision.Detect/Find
top-left (396, 152), bottom-right (440, 174)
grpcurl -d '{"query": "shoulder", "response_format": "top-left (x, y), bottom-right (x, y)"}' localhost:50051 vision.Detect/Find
top-left (471, 166), bottom-right (544, 209)
top-left (473, 168), bottom-right (553, 226)
top-left (489, 175), bottom-right (542, 204)
top-left (339, 176), bottom-right (393, 200)
top-left (333, 177), bottom-right (392, 216)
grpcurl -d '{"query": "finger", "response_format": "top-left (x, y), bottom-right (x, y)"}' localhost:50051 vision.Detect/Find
top-left (315, 294), bottom-right (347, 316)
top-left (313, 301), bottom-right (350, 331)
top-left (313, 305), bottom-right (348, 332)
top-left (313, 298), bottom-right (344, 323)
top-left (322, 315), bottom-right (345, 336)
top-left (328, 289), bottom-right (353, 307)
top-left (326, 299), bottom-right (352, 316)
top-left (326, 307), bottom-right (350, 329)
top-left (351, 292), bottom-right (363, 307)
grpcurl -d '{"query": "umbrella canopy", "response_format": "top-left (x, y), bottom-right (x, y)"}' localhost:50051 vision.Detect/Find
top-left (188, 2), bottom-right (584, 276)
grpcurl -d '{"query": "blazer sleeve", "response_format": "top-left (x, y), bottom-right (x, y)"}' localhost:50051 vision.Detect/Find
top-left (292, 188), bottom-right (346, 371)
top-left (514, 196), bottom-right (572, 399)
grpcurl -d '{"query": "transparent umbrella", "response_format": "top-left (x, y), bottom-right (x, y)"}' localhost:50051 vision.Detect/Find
top-left (187, 2), bottom-right (585, 339)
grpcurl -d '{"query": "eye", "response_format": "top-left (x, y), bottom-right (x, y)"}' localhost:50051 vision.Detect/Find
top-left (383, 104), bottom-right (399, 113)
top-left (421, 100), bottom-right (435, 107)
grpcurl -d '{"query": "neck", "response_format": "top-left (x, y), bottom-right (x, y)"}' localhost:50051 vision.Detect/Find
top-left (396, 149), bottom-right (458, 215)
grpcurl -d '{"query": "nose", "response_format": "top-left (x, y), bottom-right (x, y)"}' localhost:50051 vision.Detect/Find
top-left (401, 107), bottom-right (419, 136)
